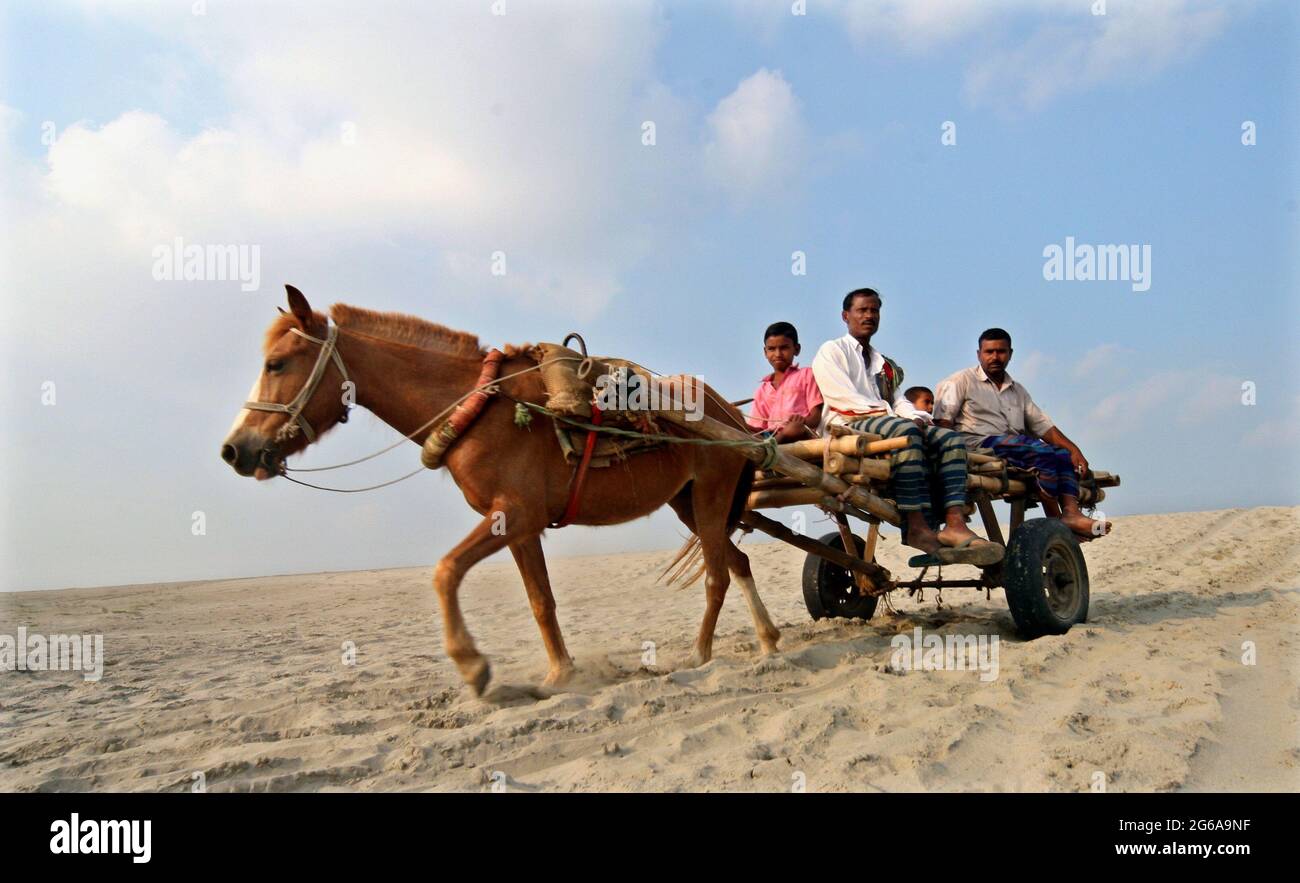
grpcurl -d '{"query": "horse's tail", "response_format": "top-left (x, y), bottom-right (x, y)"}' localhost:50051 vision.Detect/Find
top-left (659, 462), bottom-right (754, 589)
top-left (659, 534), bottom-right (706, 589)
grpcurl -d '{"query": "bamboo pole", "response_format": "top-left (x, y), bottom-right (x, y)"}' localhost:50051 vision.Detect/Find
top-left (966, 474), bottom-right (1030, 495)
top-left (828, 424), bottom-right (882, 442)
top-left (824, 450), bottom-right (858, 474)
top-left (747, 487), bottom-right (828, 509)
top-left (654, 410), bottom-right (903, 525)
top-left (779, 435), bottom-right (909, 460)
top-left (751, 476), bottom-right (806, 490)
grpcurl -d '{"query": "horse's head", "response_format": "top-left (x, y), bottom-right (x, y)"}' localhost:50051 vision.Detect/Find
top-left (221, 284), bottom-right (351, 480)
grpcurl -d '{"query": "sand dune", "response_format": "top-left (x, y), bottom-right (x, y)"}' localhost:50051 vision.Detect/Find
top-left (2, 506), bottom-right (1297, 792)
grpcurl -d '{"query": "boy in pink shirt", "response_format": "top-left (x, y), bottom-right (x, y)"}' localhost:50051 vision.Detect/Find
top-left (747, 322), bottom-right (824, 441)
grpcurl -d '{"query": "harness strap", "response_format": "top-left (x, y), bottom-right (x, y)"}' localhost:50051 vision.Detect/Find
top-left (244, 324), bottom-right (349, 443)
top-left (551, 404), bottom-right (602, 529)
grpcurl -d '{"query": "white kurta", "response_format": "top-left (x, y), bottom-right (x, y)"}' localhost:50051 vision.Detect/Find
top-left (811, 334), bottom-right (921, 433)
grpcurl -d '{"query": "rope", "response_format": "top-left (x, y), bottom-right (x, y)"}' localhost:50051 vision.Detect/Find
top-left (511, 399), bottom-right (780, 466)
top-left (277, 465), bottom-right (429, 493)
top-left (282, 358), bottom-right (561, 472)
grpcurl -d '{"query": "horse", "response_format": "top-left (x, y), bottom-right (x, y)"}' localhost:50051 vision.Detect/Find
top-left (222, 285), bottom-right (780, 696)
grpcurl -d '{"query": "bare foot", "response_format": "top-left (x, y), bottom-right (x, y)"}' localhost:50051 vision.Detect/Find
top-left (905, 525), bottom-right (944, 554)
top-left (1061, 513), bottom-right (1111, 538)
top-left (937, 523), bottom-right (985, 548)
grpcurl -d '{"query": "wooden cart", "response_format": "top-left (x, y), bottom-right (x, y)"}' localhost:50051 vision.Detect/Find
top-left (659, 411), bottom-right (1119, 639)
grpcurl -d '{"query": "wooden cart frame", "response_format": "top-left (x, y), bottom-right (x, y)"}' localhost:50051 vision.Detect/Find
top-left (659, 410), bottom-right (1119, 639)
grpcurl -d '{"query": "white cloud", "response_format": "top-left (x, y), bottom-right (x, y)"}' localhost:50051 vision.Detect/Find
top-left (1087, 369), bottom-right (1187, 429)
top-left (964, 0), bottom-right (1230, 111)
top-left (704, 68), bottom-right (807, 203)
top-left (1243, 400), bottom-right (1300, 449)
top-left (1012, 350), bottom-right (1054, 384)
top-left (1085, 368), bottom-right (1240, 439)
top-left (729, 0), bottom-right (1234, 112)
top-left (831, 0), bottom-right (1006, 51)
top-left (10, 1), bottom-right (689, 314)
top-left (1073, 342), bottom-right (1127, 381)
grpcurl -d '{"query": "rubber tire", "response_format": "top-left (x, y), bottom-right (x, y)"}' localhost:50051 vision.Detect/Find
top-left (1004, 518), bottom-right (1090, 639)
top-left (802, 531), bottom-right (879, 621)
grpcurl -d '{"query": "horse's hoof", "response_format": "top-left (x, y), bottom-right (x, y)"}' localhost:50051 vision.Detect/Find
top-left (542, 664), bottom-right (574, 688)
top-left (460, 656), bottom-right (492, 696)
top-left (685, 649), bottom-right (710, 669)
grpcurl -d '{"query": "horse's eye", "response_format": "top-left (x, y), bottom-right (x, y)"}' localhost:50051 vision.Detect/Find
top-left (265, 359), bottom-right (285, 373)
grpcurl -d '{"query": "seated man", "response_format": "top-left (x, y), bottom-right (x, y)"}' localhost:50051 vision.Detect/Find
top-left (812, 288), bottom-right (993, 555)
top-left (747, 321), bottom-right (823, 441)
top-left (933, 328), bottom-right (1111, 538)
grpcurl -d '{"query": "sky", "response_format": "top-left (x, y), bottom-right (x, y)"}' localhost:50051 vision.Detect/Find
top-left (1, 0), bottom-right (1296, 592)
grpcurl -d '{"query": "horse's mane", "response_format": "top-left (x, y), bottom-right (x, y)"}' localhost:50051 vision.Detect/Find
top-left (329, 303), bottom-right (486, 359)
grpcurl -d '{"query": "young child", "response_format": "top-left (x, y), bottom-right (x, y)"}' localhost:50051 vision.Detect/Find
top-left (904, 386), bottom-right (934, 422)
top-left (747, 322), bottom-right (823, 441)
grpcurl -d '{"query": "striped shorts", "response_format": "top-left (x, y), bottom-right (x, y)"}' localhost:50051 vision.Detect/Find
top-left (846, 414), bottom-right (969, 512)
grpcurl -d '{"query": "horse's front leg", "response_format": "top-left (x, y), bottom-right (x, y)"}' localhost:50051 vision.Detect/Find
top-left (508, 534), bottom-right (575, 689)
top-left (434, 511), bottom-right (514, 696)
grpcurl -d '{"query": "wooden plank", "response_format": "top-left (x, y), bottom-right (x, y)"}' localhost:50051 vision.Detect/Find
top-left (739, 510), bottom-right (892, 590)
top-left (975, 493), bottom-right (1005, 548)
top-left (833, 513), bottom-right (871, 592)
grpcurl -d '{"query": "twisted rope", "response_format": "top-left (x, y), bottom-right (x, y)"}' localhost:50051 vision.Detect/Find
top-left (511, 399), bottom-right (780, 468)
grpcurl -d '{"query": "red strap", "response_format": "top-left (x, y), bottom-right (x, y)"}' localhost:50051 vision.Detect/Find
top-left (552, 405), bottom-right (602, 528)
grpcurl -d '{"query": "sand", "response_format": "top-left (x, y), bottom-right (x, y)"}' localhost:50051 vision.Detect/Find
top-left (2, 506), bottom-right (1297, 793)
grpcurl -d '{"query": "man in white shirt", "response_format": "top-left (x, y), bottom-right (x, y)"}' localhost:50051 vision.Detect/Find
top-left (934, 328), bottom-right (1110, 538)
top-left (812, 288), bottom-right (993, 555)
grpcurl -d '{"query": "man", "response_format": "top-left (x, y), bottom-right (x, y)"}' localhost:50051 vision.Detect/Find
top-left (933, 328), bottom-right (1111, 538)
top-left (812, 288), bottom-right (992, 555)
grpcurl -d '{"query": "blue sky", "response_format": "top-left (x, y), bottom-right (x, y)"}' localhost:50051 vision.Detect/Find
top-left (1, 0), bottom-right (1296, 591)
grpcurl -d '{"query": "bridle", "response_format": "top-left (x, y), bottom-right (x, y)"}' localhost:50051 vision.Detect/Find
top-left (244, 324), bottom-right (351, 444)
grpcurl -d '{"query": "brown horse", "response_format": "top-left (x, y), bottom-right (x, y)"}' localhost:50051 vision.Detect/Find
top-left (222, 285), bottom-right (780, 696)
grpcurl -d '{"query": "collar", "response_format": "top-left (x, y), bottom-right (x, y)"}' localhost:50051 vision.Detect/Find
top-left (845, 335), bottom-right (885, 374)
top-left (763, 362), bottom-right (802, 384)
top-left (975, 364), bottom-right (1014, 392)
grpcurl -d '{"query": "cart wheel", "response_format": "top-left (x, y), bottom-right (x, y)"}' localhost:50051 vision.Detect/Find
top-left (802, 531), bottom-right (879, 621)
top-left (1004, 518), bottom-right (1089, 638)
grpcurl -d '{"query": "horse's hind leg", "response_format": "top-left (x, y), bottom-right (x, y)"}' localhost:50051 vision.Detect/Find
top-left (727, 542), bottom-right (780, 656)
top-left (684, 479), bottom-right (738, 668)
top-left (434, 512), bottom-right (514, 696)
top-left (669, 489), bottom-right (779, 660)
top-left (508, 534), bottom-right (574, 688)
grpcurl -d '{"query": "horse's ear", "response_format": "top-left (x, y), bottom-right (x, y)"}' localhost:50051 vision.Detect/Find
top-left (286, 285), bottom-right (312, 324)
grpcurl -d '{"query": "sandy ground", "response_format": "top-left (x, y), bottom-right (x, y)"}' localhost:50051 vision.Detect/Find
top-left (2, 506), bottom-right (1297, 793)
